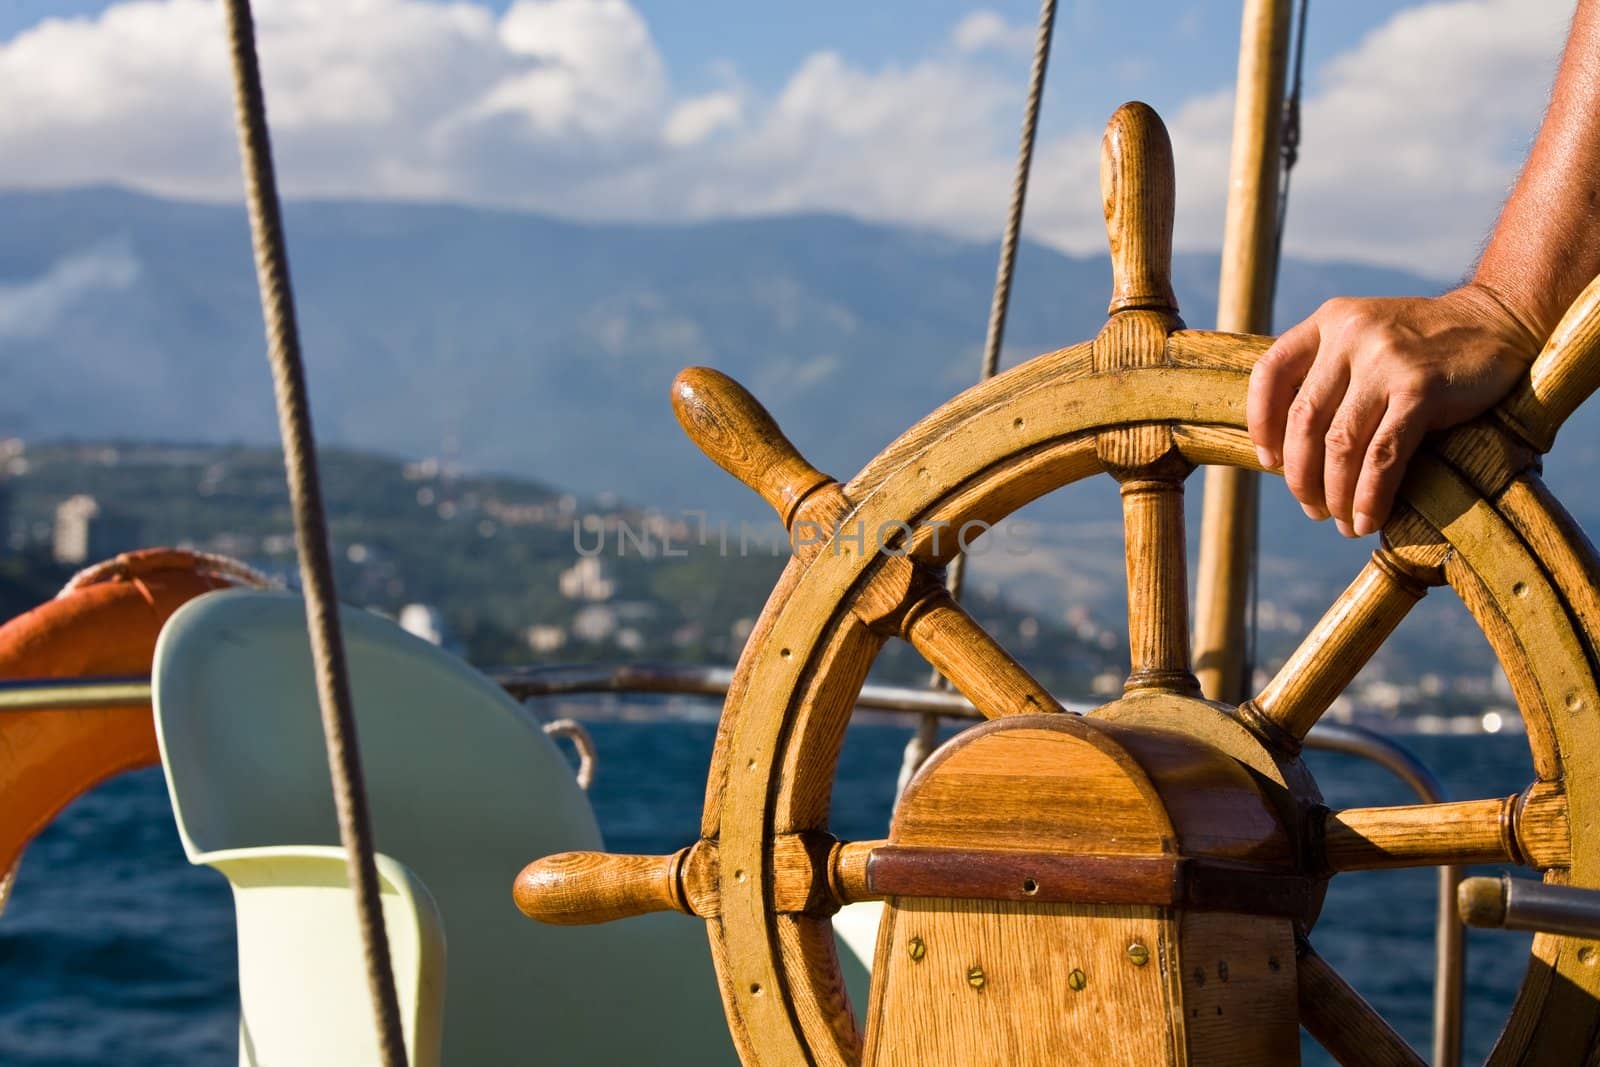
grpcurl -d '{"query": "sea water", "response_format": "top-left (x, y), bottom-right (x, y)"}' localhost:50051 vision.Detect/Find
top-left (0, 723), bottom-right (1538, 1065)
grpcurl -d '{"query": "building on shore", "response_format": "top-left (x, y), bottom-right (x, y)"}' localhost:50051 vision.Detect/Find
top-left (52, 494), bottom-right (141, 565)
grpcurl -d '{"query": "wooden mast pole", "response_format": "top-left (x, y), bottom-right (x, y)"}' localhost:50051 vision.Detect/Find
top-left (1192, 0), bottom-right (1291, 703)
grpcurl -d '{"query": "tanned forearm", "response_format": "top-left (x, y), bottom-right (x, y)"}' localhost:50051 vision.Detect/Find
top-left (1248, 1), bottom-right (1600, 537)
top-left (1475, 0), bottom-right (1600, 343)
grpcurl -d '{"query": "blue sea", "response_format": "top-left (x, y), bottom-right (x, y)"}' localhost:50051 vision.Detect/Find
top-left (0, 719), bottom-right (1538, 1065)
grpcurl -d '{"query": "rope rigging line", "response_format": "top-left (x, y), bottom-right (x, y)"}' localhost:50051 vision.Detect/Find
top-left (944, 0), bottom-right (1059, 610)
top-left (901, 0), bottom-right (1059, 795)
top-left (1273, 0), bottom-right (1311, 284)
top-left (219, 2), bottom-right (409, 1062)
top-left (1247, 0), bottom-right (1312, 686)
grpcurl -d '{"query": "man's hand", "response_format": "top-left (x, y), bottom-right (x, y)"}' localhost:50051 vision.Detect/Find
top-left (1247, 285), bottom-right (1539, 537)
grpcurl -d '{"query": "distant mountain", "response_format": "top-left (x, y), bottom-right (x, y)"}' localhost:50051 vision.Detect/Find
top-left (12, 187), bottom-right (1580, 709)
top-left (7, 186), bottom-right (1600, 647)
top-left (2, 186), bottom-right (1472, 519)
top-left (4, 440), bottom-right (1123, 696)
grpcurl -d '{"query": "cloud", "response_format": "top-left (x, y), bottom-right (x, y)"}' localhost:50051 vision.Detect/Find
top-left (999, 0), bottom-right (1573, 276)
top-left (467, 0), bottom-right (665, 138)
top-left (0, 243), bottom-right (141, 338)
top-left (0, 0), bottom-right (1576, 275)
top-left (1280, 0), bottom-right (1571, 273)
top-left (662, 91), bottom-right (741, 148)
top-left (950, 10), bottom-right (1036, 58)
top-left (0, 0), bottom-right (1033, 227)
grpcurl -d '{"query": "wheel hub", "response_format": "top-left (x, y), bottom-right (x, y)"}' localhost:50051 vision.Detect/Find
top-left (863, 710), bottom-right (1308, 1064)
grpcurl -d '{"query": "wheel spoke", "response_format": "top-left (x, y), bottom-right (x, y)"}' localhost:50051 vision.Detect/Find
top-left (1120, 475), bottom-right (1199, 695)
top-left (901, 585), bottom-right (1065, 718)
top-left (1298, 941), bottom-right (1426, 1066)
top-left (1323, 797), bottom-right (1514, 871)
top-left (1241, 530), bottom-right (1441, 749)
top-left (1322, 785), bottom-right (1569, 872)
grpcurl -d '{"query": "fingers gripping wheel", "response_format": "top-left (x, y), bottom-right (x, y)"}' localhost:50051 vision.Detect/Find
top-left (515, 103), bottom-right (1600, 1066)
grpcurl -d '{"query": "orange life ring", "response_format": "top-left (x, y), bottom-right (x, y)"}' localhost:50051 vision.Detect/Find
top-left (0, 548), bottom-right (267, 878)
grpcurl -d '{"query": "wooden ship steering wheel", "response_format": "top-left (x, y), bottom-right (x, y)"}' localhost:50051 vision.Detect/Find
top-left (515, 102), bottom-right (1600, 1065)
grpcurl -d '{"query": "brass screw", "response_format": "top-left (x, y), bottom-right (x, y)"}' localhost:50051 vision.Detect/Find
top-left (1068, 968), bottom-right (1087, 992)
top-left (908, 937), bottom-right (926, 963)
top-left (967, 965), bottom-right (986, 990)
top-left (1127, 942), bottom-right (1149, 967)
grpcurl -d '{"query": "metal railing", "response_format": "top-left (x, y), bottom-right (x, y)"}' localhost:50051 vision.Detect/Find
top-left (1308, 722), bottom-right (1462, 1067)
top-left (0, 667), bottom-right (1470, 1062)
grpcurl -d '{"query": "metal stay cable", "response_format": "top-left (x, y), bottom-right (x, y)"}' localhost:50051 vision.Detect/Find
top-left (220, 2), bottom-right (408, 1062)
top-left (900, 0), bottom-right (1059, 795)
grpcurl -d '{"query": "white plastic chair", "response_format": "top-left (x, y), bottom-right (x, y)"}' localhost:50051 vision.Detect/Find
top-left (217, 845), bottom-right (446, 1065)
top-left (154, 589), bottom-right (745, 1065)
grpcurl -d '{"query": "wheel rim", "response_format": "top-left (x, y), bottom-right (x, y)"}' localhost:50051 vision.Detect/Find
top-left (703, 346), bottom-right (1600, 1064)
top-left (509, 101), bottom-right (1600, 1065)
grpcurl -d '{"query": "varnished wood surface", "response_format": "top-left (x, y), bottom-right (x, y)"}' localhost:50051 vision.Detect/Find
top-left (1322, 785), bottom-right (1570, 872)
top-left (865, 846), bottom-right (1313, 918)
top-left (1215, 0), bottom-right (1290, 336)
top-left (892, 711), bottom-right (1294, 879)
top-left (863, 899), bottom-right (1176, 1067)
top-left (1405, 455), bottom-right (1600, 1065)
top-left (516, 836), bottom-right (890, 927)
top-left (1193, 466), bottom-right (1259, 700)
top-left (830, 839), bottom-right (874, 906)
top-left (867, 847), bottom-right (1181, 907)
top-left (1091, 691), bottom-right (1326, 922)
top-left (1298, 942), bottom-right (1426, 1066)
top-left (1193, 0), bottom-right (1291, 705)
top-left (864, 899), bottom-right (1302, 1066)
top-left (897, 586), bottom-right (1064, 718)
top-left (768, 833), bottom-right (848, 914)
top-left (1243, 523), bottom-right (1445, 749)
top-left (1146, 419), bottom-right (1600, 1065)
top-left (1323, 798), bottom-right (1515, 872)
top-left (746, 604), bottom-right (873, 1066)
top-left (513, 848), bottom-right (687, 925)
top-left (1100, 101), bottom-right (1178, 316)
top-left (1088, 113), bottom-right (1204, 703)
top-left (676, 355), bottom-right (1600, 1062)
top-left (1499, 272), bottom-right (1600, 452)
top-left (1442, 557), bottom-right (1562, 781)
top-left (1091, 714), bottom-right (1294, 867)
top-left (1091, 310), bottom-right (1184, 470)
top-left (672, 367), bottom-right (833, 528)
top-left (1517, 780), bottom-right (1573, 869)
top-left (1435, 418), bottom-right (1539, 501)
top-left (841, 340), bottom-right (1095, 508)
top-left (779, 914), bottom-right (863, 1061)
top-left (1177, 911), bottom-right (1300, 1065)
top-left (1120, 477), bottom-right (1200, 695)
top-left (650, 101), bottom-right (1600, 1067)
top-left (893, 717), bottom-right (1173, 858)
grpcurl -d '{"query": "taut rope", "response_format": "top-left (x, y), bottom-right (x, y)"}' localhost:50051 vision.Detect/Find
top-left (1274, 0), bottom-right (1311, 273)
top-left (902, 0), bottom-right (1060, 794)
top-left (219, 2), bottom-right (408, 1062)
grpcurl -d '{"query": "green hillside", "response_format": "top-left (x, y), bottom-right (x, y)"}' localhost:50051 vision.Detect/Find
top-left (1, 440), bottom-right (1120, 695)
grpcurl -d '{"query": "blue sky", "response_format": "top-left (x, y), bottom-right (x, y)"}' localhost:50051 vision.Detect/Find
top-left (0, 2), bottom-right (1440, 116)
top-left (0, 1), bottom-right (1576, 273)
